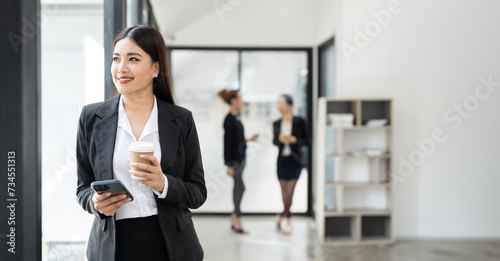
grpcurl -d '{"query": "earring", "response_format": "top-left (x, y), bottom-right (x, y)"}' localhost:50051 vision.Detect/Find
top-left (154, 74), bottom-right (158, 78)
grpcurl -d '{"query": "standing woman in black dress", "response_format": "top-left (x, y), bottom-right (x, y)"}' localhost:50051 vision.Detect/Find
top-left (218, 89), bottom-right (259, 234)
top-left (273, 94), bottom-right (310, 235)
top-left (76, 25), bottom-right (206, 261)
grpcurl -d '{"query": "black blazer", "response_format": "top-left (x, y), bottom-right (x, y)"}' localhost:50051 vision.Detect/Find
top-left (273, 117), bottom-right (310, 166)
top-left (76, 94), bottom-right (207, 261)
top-left (223, 113), bottom-right (246, 167)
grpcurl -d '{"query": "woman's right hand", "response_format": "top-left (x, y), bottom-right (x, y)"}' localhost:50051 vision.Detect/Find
top-left (92, 192), bottom-right (131, 216)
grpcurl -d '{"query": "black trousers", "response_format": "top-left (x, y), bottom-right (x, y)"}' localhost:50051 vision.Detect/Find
top-left (115, 215), bottom-right (169, 261)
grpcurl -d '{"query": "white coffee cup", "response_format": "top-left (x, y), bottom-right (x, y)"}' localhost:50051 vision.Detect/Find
top-left (129, 142), bottom-right (155, 181)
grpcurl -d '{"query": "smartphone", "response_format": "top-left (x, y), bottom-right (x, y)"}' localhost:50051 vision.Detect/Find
top-left (91, 180), bottom-right (134, 201)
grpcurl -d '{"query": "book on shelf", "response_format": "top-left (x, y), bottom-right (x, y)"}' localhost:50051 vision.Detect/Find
top-left (365, 119), bottom-right (388, 127)
top-left (327, 113), bottom-right (354, 127)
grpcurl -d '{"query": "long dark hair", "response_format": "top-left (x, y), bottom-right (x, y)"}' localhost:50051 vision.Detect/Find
top-left (111, 25), bottom-right (175, 104)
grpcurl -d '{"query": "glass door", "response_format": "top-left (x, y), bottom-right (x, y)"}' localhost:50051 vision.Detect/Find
top-left (170, 49), bottom-right (310, 214)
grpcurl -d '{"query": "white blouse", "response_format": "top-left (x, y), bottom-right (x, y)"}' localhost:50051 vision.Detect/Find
top-left (113, 95), bottom-right (169, 220)
top-left (281, 121), bottom-right (293, 157)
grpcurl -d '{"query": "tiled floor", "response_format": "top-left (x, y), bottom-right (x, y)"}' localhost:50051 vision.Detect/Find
top-left (193, 215), bottom-right (500, 261)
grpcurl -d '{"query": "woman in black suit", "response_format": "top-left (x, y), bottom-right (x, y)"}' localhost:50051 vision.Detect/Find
top-left (76, 25), bottom-right (206, 261)
top-left (273, 94), bottom-right (310, 235)
top-left (218, 89), bottom-right (258, 234)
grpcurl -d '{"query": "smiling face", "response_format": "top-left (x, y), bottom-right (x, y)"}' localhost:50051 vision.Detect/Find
top-left (111, 37), bottom-right (159, 95)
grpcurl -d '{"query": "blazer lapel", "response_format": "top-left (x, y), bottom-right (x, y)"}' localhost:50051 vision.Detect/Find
top-left (157, 98), bottom-right (180, 174)
top-left (93, 95), bottom-right (120, 180)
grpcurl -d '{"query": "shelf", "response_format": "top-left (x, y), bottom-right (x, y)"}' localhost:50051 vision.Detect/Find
top-left (326, 126), bottom-right (391, 130)
top-left (361, 101), bottom-right (391, 126)
top-left (324, 211), bottom-right (357, 217)
top-left (325, 209), bottom-right (391, 216)
top-left (316, 98), bottom-right (392, 245)
top-left (355, 209), bottom-right (391, 215)
top-left (324, 239), bottom-right (393, 246)
top-left (324, 216), bottom-right (354, 239)
top-left (359, 238), bottom-right (393, 245)
top-left (361, 215), bottom-right (391, 240)
top-left (326, 153), bottom-right (391, 159)
top-left (326, 101), bottom-right (355, 114)
top-left (325, 182), bottom-right (391, 188)
top-left (324, 237), bottom-right (357, 242)
top-left (361, 236), bottom-right (392, 241)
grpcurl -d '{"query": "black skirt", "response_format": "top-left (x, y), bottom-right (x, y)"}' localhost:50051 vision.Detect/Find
top-left (115, 215), bottom-right (169, 261)
top-left (277, 156), bottom-right (303, 180)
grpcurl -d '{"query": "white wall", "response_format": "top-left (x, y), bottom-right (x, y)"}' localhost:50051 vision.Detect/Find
top-left (315, 0), bottom-right (341, 44)
top-left (335, 0), bottom-right (500, 238)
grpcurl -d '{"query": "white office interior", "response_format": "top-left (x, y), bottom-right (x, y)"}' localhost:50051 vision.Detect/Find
top-left (37, 0), bottom-right (500, 260)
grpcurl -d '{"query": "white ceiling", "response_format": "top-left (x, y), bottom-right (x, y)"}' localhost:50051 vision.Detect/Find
top-left (149, 0), bottom-right (215, 40)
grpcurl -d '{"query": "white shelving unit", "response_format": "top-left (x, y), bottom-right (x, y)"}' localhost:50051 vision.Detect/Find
top-left (315, 98), bottom-right (393, 245)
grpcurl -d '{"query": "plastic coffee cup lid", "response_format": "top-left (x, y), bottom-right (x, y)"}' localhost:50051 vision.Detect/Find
top-left (129, 142), bottom-right (155, 152)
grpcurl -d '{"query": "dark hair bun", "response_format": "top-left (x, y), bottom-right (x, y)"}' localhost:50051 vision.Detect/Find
top-left (218, 89), bottom-right (238, 104)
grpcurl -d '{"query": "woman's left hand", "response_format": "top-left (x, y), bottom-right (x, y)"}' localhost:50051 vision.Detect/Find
top-left (248, 134), bottom-right (259, 142)
top-left (129, 154), bottom-right (165, 192)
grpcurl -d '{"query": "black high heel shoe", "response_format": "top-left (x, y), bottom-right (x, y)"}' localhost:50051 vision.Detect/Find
top-left (233, 227), bottom-right (249, 234)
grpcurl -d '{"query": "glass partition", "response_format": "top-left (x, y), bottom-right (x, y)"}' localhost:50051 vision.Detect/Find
top-left (171, 49), bottom-right (309, 214)
top-left (41, 1), bottom-right (104, 260)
